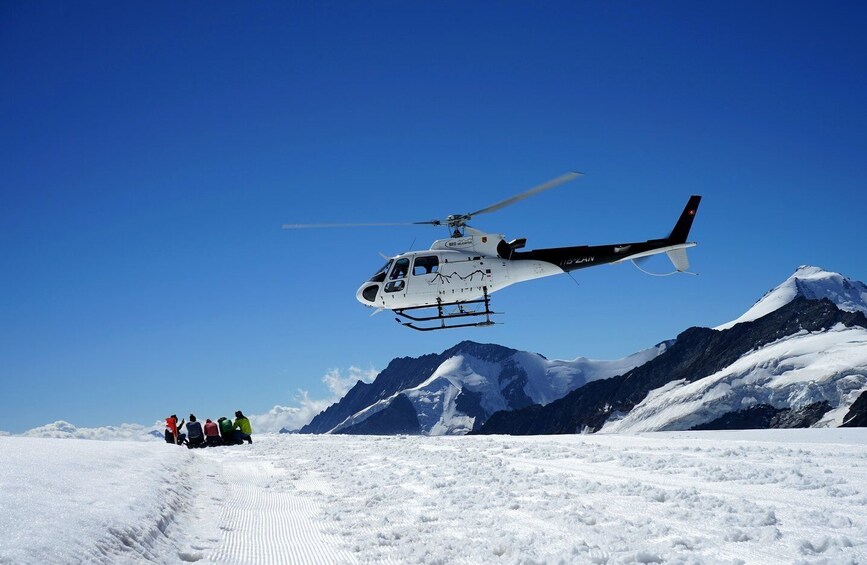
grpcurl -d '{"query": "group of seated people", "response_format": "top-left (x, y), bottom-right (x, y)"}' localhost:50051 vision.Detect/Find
top-left (164, 411), bottom-right (253, 448)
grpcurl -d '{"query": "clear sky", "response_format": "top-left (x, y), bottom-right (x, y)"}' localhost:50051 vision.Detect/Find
top-left (2, 2), bottom-right (866, 434)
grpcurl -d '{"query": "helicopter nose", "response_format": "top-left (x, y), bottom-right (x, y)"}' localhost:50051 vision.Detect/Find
top-left (356, 283), bottom-right (380, 305)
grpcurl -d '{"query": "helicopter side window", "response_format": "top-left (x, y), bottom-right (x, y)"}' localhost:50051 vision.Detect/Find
top-left (389, 258), bottom-right (410, 280)
top-left (412, 255), bottom-right (439, 276)
top-left (368, 260), bottom-right (392, 283)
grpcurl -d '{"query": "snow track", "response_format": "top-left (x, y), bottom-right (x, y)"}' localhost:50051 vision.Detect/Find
top-left (200, 451), bottom-right (353, 564)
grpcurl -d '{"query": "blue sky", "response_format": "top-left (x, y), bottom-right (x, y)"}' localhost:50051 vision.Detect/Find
top-left (2, 2), bottom-right (866, 433)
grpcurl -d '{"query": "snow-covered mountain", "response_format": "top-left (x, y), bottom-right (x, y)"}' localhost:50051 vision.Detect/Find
top-left (600, 321), bottom-right (867, 432)
top-left (301, 340), bottom-right (670, 435)
top-left (601, 266), bottom-right (867, 433)
top-left (716, 265), bottom-right (867, 330)
top-left (478, 266), bottom-right (867, 435)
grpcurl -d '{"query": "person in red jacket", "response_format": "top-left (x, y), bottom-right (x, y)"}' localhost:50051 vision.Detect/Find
top-left (204, 418), bottom-right (221, 447)
top-left (164, 415), bottom-right (187, 445)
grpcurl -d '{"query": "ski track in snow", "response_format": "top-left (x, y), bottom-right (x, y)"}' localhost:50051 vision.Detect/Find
top-left (4, 432), bottom-right (867, 564)
top-left (199, 450), bottom-right (353, 564)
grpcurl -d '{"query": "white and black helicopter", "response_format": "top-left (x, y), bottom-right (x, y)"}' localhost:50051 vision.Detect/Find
top-left (284, 172), bottom-right (701, 331)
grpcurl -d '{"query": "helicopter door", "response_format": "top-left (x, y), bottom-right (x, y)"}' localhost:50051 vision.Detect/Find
top-left (383, 258), bottom-right (410, 294)
top-left (406, 254), bottom-right (441, 304)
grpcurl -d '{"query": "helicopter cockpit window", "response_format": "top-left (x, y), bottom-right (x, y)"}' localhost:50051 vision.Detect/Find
top-left (389, 258), bottom-right (410, 280)
top-left (368, 260), bottom-right (393, 283)
top-left (412, 255), bottom-right (439, 276)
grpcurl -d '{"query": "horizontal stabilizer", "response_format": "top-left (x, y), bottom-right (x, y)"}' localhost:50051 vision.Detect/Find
top-left (612, 242), bottom-right (695, 264)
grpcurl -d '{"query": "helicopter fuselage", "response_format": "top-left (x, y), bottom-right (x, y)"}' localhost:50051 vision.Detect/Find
top-left (356, 231), bottom-right (696, 311)
top-left (356, 233), bottom-right (561, 311)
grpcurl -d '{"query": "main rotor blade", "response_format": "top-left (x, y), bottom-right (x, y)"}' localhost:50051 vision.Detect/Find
top-left (468, 171), bottom-right (583, 217)
top-left (282, 222), bottom-right (418, 229)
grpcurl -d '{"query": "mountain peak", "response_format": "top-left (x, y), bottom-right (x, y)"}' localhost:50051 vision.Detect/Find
top-left (442, 340), bottom-right (518, 362)
top-left (794, 265), bottom-right (827, 276)
top-left (716, 266), bottom-right (867, 330)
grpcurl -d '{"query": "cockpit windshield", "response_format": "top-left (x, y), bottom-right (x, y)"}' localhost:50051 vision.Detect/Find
top-left (368, 260), bottom-right (393, 283)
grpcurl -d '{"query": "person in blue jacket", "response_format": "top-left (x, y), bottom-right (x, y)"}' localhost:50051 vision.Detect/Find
top-left (185, 414), bottom-right (205, 448)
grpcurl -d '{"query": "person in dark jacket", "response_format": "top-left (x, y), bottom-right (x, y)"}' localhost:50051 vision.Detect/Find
top-left (203, 418), bottom-right (221, 447)
top-left (233, 410), bottom-right (253, 444)
top-left (218, 416), bottom-right (238, 445)
top-left (186, 414), bottom-right (205, 448)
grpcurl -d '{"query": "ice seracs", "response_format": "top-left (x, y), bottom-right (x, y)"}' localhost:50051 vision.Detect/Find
top-left (716, 265), bottom-right (867, 330)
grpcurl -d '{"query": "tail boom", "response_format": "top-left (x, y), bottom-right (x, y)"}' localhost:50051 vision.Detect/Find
top-left (509, 195), bottom-right (701, 274)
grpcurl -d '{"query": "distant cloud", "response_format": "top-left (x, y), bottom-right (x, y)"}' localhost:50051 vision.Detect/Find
top-left (21, 420), bottom-right (162, 441)
top-left (0, 430), bottom-right (10, 437)
top-left (249, 366), bottom-right (378, 433)
top-left (322, 366), bottom-right (379, 398)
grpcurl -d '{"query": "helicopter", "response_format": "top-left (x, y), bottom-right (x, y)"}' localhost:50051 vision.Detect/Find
top-left (284, 172), bottom-right (701, 331)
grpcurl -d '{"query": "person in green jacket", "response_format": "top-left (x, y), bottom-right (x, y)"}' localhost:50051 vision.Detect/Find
top-left (233, 410), bottom-right (253, 444)
top-left (217, 416), bottom-right (239, 445)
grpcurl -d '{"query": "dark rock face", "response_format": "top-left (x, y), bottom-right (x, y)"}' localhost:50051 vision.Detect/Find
top-left (692, 402), bottom-right (832, 430)
top-left (691, 404), bottom-right (782, 430)
top-left (771, 401), bottom-right (832, 428)
top-left (300, 341), bottom-right (518, 434)
top-left (476, 297), bottom-right (867, 435)
top-left (498, 359), bottom-right (536, 410)
top-left (841, 391), bottom-right (867, 427)
top-left (454, 389), bottom-right (487, 432)
top-left (333, 394), bottom-right (421, 435)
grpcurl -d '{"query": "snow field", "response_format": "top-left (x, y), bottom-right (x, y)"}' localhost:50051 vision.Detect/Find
top-left (297, 433), bottom-right (867, 564)
top-left (2, 431), bottom-right (867, 564)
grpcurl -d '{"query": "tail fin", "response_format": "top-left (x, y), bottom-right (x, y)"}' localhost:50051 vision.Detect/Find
top-left (667, 195), bottom-right (701, 244)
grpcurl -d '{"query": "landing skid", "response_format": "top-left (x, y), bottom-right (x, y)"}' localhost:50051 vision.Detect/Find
top-left (394, 288), bottom-right (498, 331)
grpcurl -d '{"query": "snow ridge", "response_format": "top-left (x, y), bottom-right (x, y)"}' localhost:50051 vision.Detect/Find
top-left (0, 438), bottom-right (196, 563)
